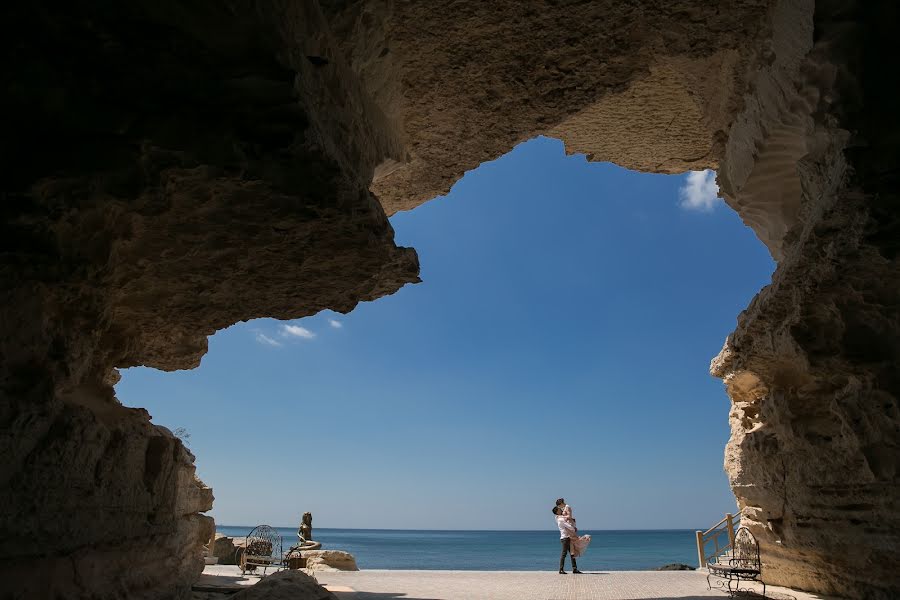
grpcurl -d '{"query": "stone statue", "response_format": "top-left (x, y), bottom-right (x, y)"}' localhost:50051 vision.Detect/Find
top-left (290, 512), bottom-right (320, 552)
top-left (286, 511), bottom-right (321, 561)
top-left (298, 512), bottom-right (313, 543)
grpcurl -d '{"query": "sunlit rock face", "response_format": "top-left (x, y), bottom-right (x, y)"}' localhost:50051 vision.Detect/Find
top-left (332, 0), bottom-right (818, 259)
top-left (354, 0), bottom-right (774, 215)
top-left (335, 1), bottom-right (898, 597)
top-left (2, 0), bottom-right (896, 598)
top-left (710, 3), bottom-right (900, 598)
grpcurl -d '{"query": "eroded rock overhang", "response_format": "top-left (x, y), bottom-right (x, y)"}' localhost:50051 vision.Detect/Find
top-left (2, 2), bottom-right (417, 598)
top-left (2, 0), bottom-right (897, 598)
top-left (330, 0), bottom-right (899, 597)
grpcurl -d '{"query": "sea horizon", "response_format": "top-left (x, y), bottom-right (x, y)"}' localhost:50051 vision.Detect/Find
top-left (215, 526), bottom-right (702, 571)
top-left (219, 525), bottom-right (705, 532)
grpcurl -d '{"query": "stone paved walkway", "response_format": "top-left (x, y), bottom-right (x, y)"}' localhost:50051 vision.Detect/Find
top-left (196, 566), bottom-right (831, 600)
top-left (315, 570), bottom-right (783, 600)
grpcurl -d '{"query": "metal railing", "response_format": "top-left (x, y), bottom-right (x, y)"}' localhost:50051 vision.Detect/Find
top-left (696, 511), bottom-right (740, 568)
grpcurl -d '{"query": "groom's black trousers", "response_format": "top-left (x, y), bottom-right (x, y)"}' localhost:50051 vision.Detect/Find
top-left (559, 537), bottom-right (577, 571)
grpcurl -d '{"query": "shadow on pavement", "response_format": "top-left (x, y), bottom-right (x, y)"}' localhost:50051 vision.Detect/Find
top-left (192, 572), bottom-right (259, 592)
top-left (333, 592), bottom-right (440, 600)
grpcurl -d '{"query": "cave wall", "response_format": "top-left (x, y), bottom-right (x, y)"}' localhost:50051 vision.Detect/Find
top-left (356, 0), bottom-right (775, 214)
top-left (329, 1), bottom-right (899, 597)
top-left (1, 2), bottom-right (417, 598)
top-left (712, 2), bottom-right (900, 597)
top-left (327, 0), bottom-right (898, 596)
top-left (2, 0), bottom-right (897, 598)
top-left (0, 392), bottom-right (214, 599)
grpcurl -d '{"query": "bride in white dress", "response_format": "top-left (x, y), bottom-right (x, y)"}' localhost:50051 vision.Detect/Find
top-left (556, 499), bottom-right (591, 557)
top-left (554, 506), bottom-right (592, 560)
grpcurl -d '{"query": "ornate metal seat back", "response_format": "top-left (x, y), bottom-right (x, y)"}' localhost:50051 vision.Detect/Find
top-left (706, 523), bottom-right (765, 597)
top-left (240, 524), bottom-right (283, 575)
top-left (731, 526), bottom-right (760, 570)
top-left (246, 524), bottom-right (280, 558)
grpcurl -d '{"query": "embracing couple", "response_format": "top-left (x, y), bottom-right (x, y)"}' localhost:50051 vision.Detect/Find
top-left (553, 497), bottom-right (591, 574)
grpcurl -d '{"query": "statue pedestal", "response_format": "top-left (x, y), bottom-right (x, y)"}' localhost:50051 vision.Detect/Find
top-left (285, 540), bottom-right (323, 569)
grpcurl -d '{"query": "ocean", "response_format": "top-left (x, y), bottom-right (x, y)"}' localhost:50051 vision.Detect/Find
top-left (215, 527), bottom-right (699, 571)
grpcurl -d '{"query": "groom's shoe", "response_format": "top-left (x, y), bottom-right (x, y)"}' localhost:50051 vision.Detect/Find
top-left (573, 569), bottom-right (584, 574)
top-left (558, 570), bottom-right (567, 574)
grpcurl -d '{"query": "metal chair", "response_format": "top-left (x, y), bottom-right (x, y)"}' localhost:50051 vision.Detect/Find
top-left (238, 525), bottom-right (284, 576)
top-left (707, 526), bottom-right (765, 597)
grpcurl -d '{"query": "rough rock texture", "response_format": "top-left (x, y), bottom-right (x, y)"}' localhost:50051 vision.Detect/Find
top-left (212, 534), bottom-right (241, 566)
top-left (708, 2), bottom-right (900, 598)
top-left (359, 0), bottom-right (774, 215)
top-left (0, 412), bottom-right (214, 599)
top-left (230, 570), bottom-right (337, 600)
top-left (331, 1), bottom-right (899, 595)
top-left (302, 550), bottom-right (360, 572)
top-left (2, 0), bottom-right (897, 599)
top-left (1, 2), bottom-right (417, 599)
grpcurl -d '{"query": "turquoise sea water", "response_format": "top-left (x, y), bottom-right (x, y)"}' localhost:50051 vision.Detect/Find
top-left (215, 527), bottom-right (699, 571)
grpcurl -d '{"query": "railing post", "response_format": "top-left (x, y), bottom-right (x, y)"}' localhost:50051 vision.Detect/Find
top-left (726, 513), bottom-right (736, 549)
top-left (696, 530), bottom-right (706, 568)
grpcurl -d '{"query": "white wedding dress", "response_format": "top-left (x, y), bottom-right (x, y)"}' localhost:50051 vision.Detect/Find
top-left (557, 516), bottom-right (592, 557)
top-left (570, 530), bottom-right (592, 557)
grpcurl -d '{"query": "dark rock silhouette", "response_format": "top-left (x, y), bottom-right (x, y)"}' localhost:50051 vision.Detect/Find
top-left (1, 1), bottom-right (897, 598)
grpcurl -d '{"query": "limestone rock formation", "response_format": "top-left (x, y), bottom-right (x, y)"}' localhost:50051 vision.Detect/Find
top-left (2, 0), bottom-right (897, 599)
top-left (2, 2), bottom-right (417, 598)
top-left (356, 0), bottom-right (774, 215)
top-left (708, 3), bottom-right (900, 598)
top-left (0, 416), bottom-right (214, 599)
top-left (229, 570), bottom-right (337, 600)
top-left (302, 550), bottom-right (360, 572)
top-left (334, 0), bottom-right (900, 596)
top-left (212, 535), bottom-right (241, 566)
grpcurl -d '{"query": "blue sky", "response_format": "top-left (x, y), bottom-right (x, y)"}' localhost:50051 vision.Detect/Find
top-left (116, 137), bottom-right (773, 531)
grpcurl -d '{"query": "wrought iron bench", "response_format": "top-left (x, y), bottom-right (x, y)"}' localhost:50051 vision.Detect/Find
top-left (707, 526), bottom-right (765, 597)
top-left (237, 525), bottom-right (284, 576)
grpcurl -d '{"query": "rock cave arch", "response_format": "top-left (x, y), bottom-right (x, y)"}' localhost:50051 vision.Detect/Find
top-left (2, 1), bottom-right (897, 599)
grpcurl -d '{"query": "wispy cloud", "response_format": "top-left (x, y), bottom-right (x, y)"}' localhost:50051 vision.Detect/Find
top-left (328, 319), bottom-right (343, 329)
top-left (678, 170), bottom-right (721, 212)
top-left (255, 332), bottom-right (282, 347)
top-left (281, 324), bottom-right (316, 339)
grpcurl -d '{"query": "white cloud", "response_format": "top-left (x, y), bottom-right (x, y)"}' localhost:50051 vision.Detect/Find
top-left (281, 324), bottom-right (316, 339)
top-left (255, 332), bottom-right (282, 347)
top-left (678, 170), bottom-right (721, 212)
top-left (328, 319), bottom-right (343, 329)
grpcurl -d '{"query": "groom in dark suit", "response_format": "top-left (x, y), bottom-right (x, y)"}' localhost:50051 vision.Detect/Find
top-left (553, 505), bottom-right (583, 574)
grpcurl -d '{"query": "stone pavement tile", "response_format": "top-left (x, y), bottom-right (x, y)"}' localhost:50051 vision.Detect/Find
top-left (316, 570), bottom-right (729, 600)
top-left (198, 566), bottom-right (828, 600)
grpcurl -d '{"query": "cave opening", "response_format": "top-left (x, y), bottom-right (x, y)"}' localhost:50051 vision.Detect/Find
top-left (114, 136), bottom-right (774, 566)
top-left (5, 1), bottom-right (898, 598)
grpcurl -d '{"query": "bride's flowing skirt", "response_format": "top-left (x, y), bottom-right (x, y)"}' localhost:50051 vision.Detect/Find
top-left (570, 534), bottom-right (591, 558)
